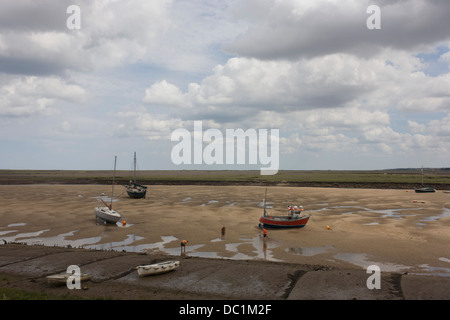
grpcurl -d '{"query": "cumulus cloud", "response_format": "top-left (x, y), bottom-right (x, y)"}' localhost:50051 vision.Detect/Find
top-left (143, 81), bottom-right (188, 108)
top-left (0, 0), bottom-right (176, 75)
top-left (408, 120), bottom-right (426, 133)
top-left (0, 0), bottom-right (71, 32)
top-left (142, 51), bottom-right (449, 121)
top-left (0, 0), bottom-right (242, 76)
top-left (440, 50), bottom-right (450, 65)
top-left (427, 114), bottom-right (450, 138)
top-left (228, 0), bottom-right (450, 60)
top-left (0, 76), bottom-right (86, 117)
top-left (0, 0), bottom-right (242, 121)
top-left (142, 55), bottom-right (373, 119)
top-left (140, 47), bottom-right (450, 160)
top-left (115, 108), bottom-right (185, 140)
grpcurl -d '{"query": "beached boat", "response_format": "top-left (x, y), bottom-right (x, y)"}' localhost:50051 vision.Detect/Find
top-left (124, 152), bottom-right (147, 199)
top-left (415, 186), bottom-right (436, 193)
top-left (415, 166), bottom-right (435, 193)
top-left (136, 260), bottom-right (180, 277)
top-left (95, 156), bottom-right (122, 223)
top-left (259, 189), bottom-right (310, 228)
top-left (125, 182), bottom-right (147, 199)
top-left (46, 272), bottom-right (90, 286)
top-left (95, 205), bottom-right (122, 223)
top-left (260, 206), bottom-right (310, 228)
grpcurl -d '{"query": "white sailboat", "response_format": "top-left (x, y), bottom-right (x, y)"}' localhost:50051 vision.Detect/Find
top-left (95, 156), bottom-right (122, 223)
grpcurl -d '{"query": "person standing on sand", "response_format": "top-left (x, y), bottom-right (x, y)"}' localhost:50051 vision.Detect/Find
top-left (221, 226), bottom-right (226, 239)
top-left (263, 228), bottom-right (267, 240)
top-left (181, 240), bottom-right (188, 253)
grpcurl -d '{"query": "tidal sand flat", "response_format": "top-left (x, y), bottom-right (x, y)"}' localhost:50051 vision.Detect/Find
top-left (0, 185), bottom-right (449, 277)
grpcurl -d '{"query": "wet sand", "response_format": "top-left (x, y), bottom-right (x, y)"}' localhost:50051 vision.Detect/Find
top-left (1, 185), bottom-right (449, 278)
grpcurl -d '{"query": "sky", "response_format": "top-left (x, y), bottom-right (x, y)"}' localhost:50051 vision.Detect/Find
top-left (1, 0), bottom-right (450, 171)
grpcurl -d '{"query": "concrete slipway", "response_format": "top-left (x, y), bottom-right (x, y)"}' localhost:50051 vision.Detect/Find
top-left (0, 244), bottom-right (448, 301)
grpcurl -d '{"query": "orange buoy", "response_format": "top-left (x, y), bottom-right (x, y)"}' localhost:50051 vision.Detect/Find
top-left (122, 220), bottom-right (127, 226)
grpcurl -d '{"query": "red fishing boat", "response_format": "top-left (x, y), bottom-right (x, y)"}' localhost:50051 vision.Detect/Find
top-left (259, 189), bottom-right (310, 228)
top-left (260, 205), bottom-right (310, 228)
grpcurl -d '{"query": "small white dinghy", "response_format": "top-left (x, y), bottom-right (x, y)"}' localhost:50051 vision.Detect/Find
top-left (46, 272), bottom-right (90, 286)
top-left (136, 260), bottom-right (180, 277)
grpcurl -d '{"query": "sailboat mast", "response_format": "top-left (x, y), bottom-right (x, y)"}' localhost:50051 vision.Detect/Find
top-left (111, 155), bottom-right (117, 208)
top-left (421, 165), bottom-right (424, 186)
top-left (263, 188), bottom-right (268, 216)
top-left (133, 151), bottom-right (136, 183)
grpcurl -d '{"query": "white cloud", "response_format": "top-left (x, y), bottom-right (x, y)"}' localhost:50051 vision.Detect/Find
top-left (408, 120), bottom-right (426, 133)
top-left (0, 76), bottom-right (86, 117)
top-left (427, 114), bottom-right (450, 138)
top-left (295, 107), bottom-right (390, 131)
top-left (228, 0), bottom-right (450, 60)
top-left (440, 50), bottom-right (450, 65)
top-left (279, 134), bottom-right (302, 154)
top-left (61, 120), bottom-right (71, 132)
top-left (143, 55), bottom-right (375, 117)
top-left (142, 50), bottom-right (449, 121)
top-left (81, 0), bottom-right (174, 69)
top-left (115, 108), bottom-right (185, 140)
top-left (137, 43), bottom-right (450, 163)
top-left (0, 0), bottom-right (239, 75)
top-left (143, 80), bottom-right (188, 108)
